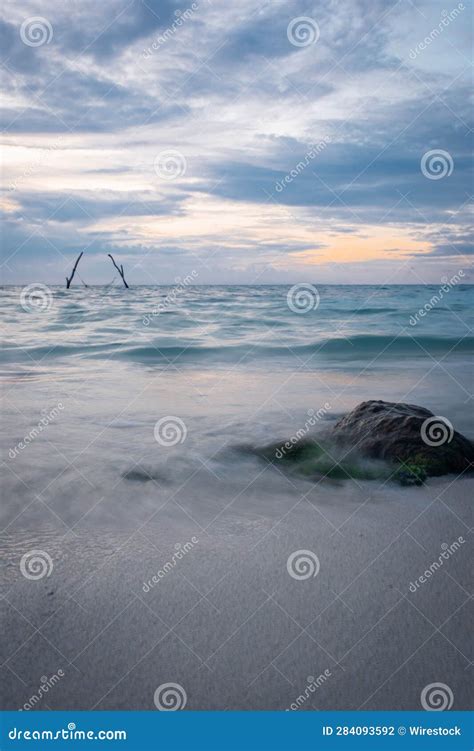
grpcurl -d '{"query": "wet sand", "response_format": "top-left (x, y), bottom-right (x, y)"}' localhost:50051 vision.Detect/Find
top-left (1, 471), bottom-right (471, 711)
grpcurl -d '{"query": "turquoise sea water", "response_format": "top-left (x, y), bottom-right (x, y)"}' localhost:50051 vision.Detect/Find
top-left (1, 284), bottom-right (472, 711)
top-left (2, 284), bottom-right (473, 369)
top-left (1, 282), bottom-right (472, 529)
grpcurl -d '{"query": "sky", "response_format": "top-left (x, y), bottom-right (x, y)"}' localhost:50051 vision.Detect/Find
top-left (1, 0), bottom-right (473, 285)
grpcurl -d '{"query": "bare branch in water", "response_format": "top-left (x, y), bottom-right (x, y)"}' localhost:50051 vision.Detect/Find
top-left (66, 252), bottom-right (84, 289)
top-left (107, 254), bottom-right (129, 288)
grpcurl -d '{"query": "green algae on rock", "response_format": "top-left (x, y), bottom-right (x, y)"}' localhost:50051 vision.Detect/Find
top-left (252, 438), bottom-right (391, 483)
top-left (251, 401), bottom-right (474, 486)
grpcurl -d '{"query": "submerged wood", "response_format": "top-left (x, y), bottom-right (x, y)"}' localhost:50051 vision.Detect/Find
top-left (107, 254), bottom-right (129, 288)
top-left (66, 251), bottom-right (84, 289)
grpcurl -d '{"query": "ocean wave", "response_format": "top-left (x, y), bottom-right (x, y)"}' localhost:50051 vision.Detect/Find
top-left (307, 334), bottom-right (474, 356)
top-left (350, 307), bottom-right (397, 315)
top-left (2, 334), bottom-right (472, 366)
top-left (2, 285), bottom-right (473, 370)
top-left (78, 334), bottom-right (474, 363)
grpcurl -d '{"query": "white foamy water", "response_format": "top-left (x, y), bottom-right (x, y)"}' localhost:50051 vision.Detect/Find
top-left (1, 284), bottom-right (472, 710)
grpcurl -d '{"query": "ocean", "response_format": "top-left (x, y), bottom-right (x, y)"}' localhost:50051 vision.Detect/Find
top-left (3, 283), bottom-right (473, 370)
top-left (1, 284), bottom-right (472, 710)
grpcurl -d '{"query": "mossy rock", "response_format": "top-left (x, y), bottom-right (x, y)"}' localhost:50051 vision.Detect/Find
top-left (247, 400), bottom-right (474, 486)
top-left (331, 400), bottom-right (474, 477)
top-left (394, 461), bottom-right (428, 486)
top-left (252, 438), bottom-right (390, 482)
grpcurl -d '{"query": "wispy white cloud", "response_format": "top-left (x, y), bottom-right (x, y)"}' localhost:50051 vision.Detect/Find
top-left (1, 0), bottom-right (472, 283)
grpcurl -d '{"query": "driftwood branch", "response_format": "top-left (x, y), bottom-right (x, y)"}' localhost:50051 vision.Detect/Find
top-left (66, 252), bottom-right (84, 289)
top-left (107, 254), bottom-right (129, 288)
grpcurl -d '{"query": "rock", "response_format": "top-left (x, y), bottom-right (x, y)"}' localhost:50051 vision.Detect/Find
top-left (395, 466), bottom-right (427, 487)
top-left (121, 467), bottom-right (169, 483)
top-left (331, 400), bottom-right (474, 477)
top-left (247, 438), bottom-right (389, 482)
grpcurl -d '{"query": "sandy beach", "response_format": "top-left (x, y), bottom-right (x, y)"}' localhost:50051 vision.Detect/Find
top-left (1, 285), bottom-right (472, 711)
top-left (1, 474), bottom-right (472, 711)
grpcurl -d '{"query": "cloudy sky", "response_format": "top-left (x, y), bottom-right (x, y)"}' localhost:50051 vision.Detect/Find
top-left (1, 0), bottom-right (472, 284)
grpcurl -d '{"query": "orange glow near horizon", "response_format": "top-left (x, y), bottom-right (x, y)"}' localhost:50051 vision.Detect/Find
top-left (290, 228), bottom-right (432, 265)
top-left (83, 195), bottom-right (433, 266)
